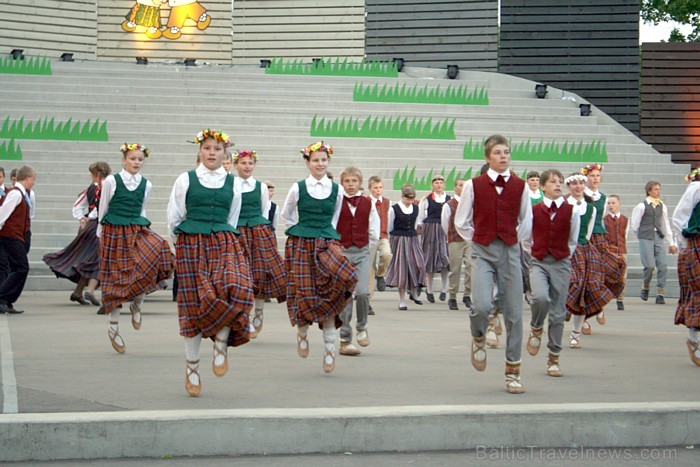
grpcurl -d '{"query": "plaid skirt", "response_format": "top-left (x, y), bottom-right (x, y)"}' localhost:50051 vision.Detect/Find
top-left (385, 235), bottom-right (426, 290)
top-left (99, 224), bottom-right (173, 314)
top-left (176, 232), bottom-right (254, 347)
top-left (238, 225), bottom-right (286, 302)
top-left (566, 242), bottom-right (614, 316)
top-left (675, 237), bottom-right (700, 328)
top-left (43, 219), bottom-right (99, 283)
top-left (590, 233), bottom-right (626, 298)
top-left (284, 236), bottom-right (357, 328)
top-left (421, 222), bottom-right (450, 273)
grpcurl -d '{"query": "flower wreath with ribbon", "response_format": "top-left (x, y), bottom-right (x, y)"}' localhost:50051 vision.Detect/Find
top-left (686, 168), bottom-right (700, 183)
top-left (234, 150), bottom-right (258, 162)
top-left (580, 163), bottom-right (603, 176)
top-left (120, 143), bottom-right (150, 157)
top-left (192, 129), bottom-right (232, 148)
top-left (301, 141), bottom-right (333, 159)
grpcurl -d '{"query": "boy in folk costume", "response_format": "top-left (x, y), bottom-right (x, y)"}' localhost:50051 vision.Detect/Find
top-left (281, 142), bottom-right (357, 374)
top-left (367, 176), bottom-right (392, 300)
top-left (454, 135), bottom-right (532, 394)
top-left (337, 167), bottom-right (379, 356)
top-left (441, 177), bottom-right (472, 310)
top-left (604, 194), bottom-right (629, 310)
top-left (0, 165), bottom-right (36, 314)
top-left (233, 150), bottom-right (286, 338)
top-left (631, 181), bottom-right (678, 305)
top-left (167, 129), bottom-right (255, 397)
top-left (98, 144), bottom-right (173, 353)
top-left (672, 168), bottom-right (700, 366)
top-left (522, 170), bottom-right (579, 376)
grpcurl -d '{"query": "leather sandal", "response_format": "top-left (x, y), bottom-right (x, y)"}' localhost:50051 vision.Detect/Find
top-left (212, 339), bottom-right (228, 377)
top-left (527, 327), bottom-right (543, 356)
top-left (569, 332), bottom-right (581, 349)
top-left (297, 333), bottom-right (309, 358)
top-left (129, 302), bottom-right (142, 331)
top-left (471, 337), bottom-right (487, 372)
top-left (596, 311), bottom-right (606, 325)
top-left (185, 360), bottom-right (201, 397)
top-left (687, 339), bottom-right (700, 366)
top-left (582, 320), bottom-right (592, 335)
top-left (323, 344), bottom-right (336, 373)
top-left (108, 321), bottom-right (125, 354)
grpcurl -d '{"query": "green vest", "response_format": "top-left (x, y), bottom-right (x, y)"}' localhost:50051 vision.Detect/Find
top-left (530, 189), bottom-right (543, 205)
top-left (101, 173), bottom-right (149, 226)
top-left (285, 180), bottom-right (340, 240)
top-left (683, 202), bottom-right (700, 238)
top-left (578, 202), bottom-right (594, 245)
top-left (175, 170), bottom-right (237, 235)
top-left (237, 180), bottom-right (271, 228)
top-left (591, 193), bottom-right (607, 234)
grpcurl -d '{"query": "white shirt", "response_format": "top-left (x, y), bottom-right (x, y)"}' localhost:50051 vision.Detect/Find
top-left (239, 176), bottom-right (271, 217)
top-left (454, 169), bottom-right (532, 242)
top-left (341, 193), bottom-right (381, 247)
top-left (441, 194), bottom-right (459, 236)
top-left (630, 197), bottom-right (676, 247)
top-left (72, 183), bottom-right (99, 220)
top-left (521, 196), bottom-right (580, 258)
top-left (98, 170), bottom-right (152, 238)
top-left (0, 183), bottom-right (31, 230)
top-left (166, 165), bottom-right (242, 242)
top-left (280, 175), bottom-right (345, 229)
top-left (388, 201), bottom-right (419, 234)
top-left (417, 192), bottom-right (447, 225)
top-left (566, 196), bottom-right (596, 242)
top-left (672, 181), bottom-right (700, 249)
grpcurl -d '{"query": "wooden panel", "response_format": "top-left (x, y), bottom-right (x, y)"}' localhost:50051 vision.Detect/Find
top-left (499, 0), bottom-right (640, 135)
top-left (641, 42), bottom-right (700, 166)
top-left (365, 0), bottom-right (498, 72)
top-left (0, 0), bottom-right (97, 59)
top-left (97, 1), bottom-right (232, 64)
top-left (231, 0), bottom-right (365, 64)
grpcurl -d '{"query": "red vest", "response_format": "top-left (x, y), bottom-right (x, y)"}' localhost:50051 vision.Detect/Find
top-left (604, 214), bottom-right (628, 254)
top-left (531, 201), bottom-right (573, 261)
top-left (0, 187), bottom-right (30, 243)
top-left (446, 197), bottom-right (464, 243)
top-left (472, 174), bottom-right (525, 246)
top-left (369, 196), bottom-right (390, 240)
top-left (338, 196), bottom-right (371, 248)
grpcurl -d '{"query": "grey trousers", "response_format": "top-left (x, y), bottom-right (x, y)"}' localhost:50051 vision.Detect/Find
top-left (340, 245), bottom-right (370, 343)
top-left (470, 239), bottom-right (523, 363)
top-left (639, 233), bottom-right (668, 290)
top-left (448, 240), bottom-right (472, 298)
top-left (529, 255), bottom-right (572, 355)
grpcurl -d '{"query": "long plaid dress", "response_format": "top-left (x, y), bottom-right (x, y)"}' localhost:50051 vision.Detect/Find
top-left (284, 181), bottom-right (357, 328)
top-left (589, 193), bottom-right (626, 298)
top-left (674, 185), bottom-right (700, 329)
top-left (174, 171), bottom-right (254, 347)
top-left (99, 174), bottom-right (172, 314)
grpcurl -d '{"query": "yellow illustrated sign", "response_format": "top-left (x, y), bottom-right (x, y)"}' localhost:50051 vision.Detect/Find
top-left (121, 0), bottom-right (211, 40)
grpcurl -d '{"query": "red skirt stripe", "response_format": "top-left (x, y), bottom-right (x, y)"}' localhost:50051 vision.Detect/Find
top-left (237, 225), bottom-right (286, 301)
top-left (590, 233), bottom-right (626, 298)
top-left (566, 242), bottom-right (614, 316)
top-left (675, 237), bottom-right (700, 328)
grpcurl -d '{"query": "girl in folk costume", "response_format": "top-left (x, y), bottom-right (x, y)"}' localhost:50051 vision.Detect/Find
top-left (167, 129), bottom-right (255, 397)
top-left (281, 142), bottom-right (357, 374)
top-left (672, 168), bottom-right (700, 366)
top-left (581, 163), bottom-right (625, 332)
top-left (233, 149), bottom-right (286, 339)
top-left (565, 173), bottom-right (613, 349)
top-left (417, 175), bottom-right (451, 303)
top-left (385, 184), bottom-right (426, 311)
top-left (98, 144), bottom-right (173, 354)
top-left (43, 161), bottom-right (112, 309)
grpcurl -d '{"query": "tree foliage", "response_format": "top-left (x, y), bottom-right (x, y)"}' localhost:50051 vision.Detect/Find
top-left (641, 0), bottom-right (700, 42)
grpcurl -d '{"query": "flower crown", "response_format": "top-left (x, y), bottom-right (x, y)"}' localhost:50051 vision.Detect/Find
top-left (234, 150), bottom-right (258, 162)
top-left (580, 164), bottom-right (603, 175)
top-left (686, 168), bottom-right (700, 183)
top-left (192, 129), bottom-right (232, 148)
top-left (120, 143), bottom-right (150, 157)
top-left (301, 141), bottom-right (333, 158)
top-left (565, 173), bottom-right (588, 185)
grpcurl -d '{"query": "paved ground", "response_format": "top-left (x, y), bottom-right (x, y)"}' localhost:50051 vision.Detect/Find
top-left (1, 289), bottom-right (696, 414)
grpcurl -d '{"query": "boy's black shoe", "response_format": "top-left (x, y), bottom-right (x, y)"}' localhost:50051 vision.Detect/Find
top-left (463, 295), bottom-right (472, 308)
top-left (640, 289), bottom-right (649, 301)
top-left (0, 303), bottom-right (23, 314)
top-left (448, 299), bottom-right (458, 310)
top-left (656, 295), bottom-right (665, 305)
top-left (376, 276), bottom-right (386, 292)
top-left (616, 300), bottom-right (625, 311)
top-left (426, 293), bottom-right (435, 303)
top-left (368, 305), bottom-right (375, 316)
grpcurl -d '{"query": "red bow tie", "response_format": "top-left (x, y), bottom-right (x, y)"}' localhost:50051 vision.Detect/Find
top-left (345, 196), bottom-right (360, 207)
top-left (549, 202), bottom-right (558, 214)
top-left (492, 175), bottom-right (506, 188)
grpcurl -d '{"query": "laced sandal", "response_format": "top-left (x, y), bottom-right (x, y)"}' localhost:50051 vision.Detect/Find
top-left (212, 339), bottom-right (228, 377)
top-left (687, 340), bottom-right (700, 366)
top-left (547, 354), bottom-right (563, 377)
top-left (471, 337), bottom-right (487, 371)
top-left (493, 314), bottom-right (503, 336)
top-left (297, 333), bottom-right (309, 358)
top-left (129, 302), bottom-right (142, 331)
top-left (486, 323), bottom-right (499, 349)
top-left (505, 373), bottom-right (525, 394)
top-left (596, 311), bottom-right (606, 325)
top-left (252, 310), bottom-right (264, 334)
top-left (582, 320), bottom-right (592, 335)
top-left (108, 321), bottom-right (125, 354)
top-left (185, 360), bottom-right (201, 397)
top-left (323, 343), bottom-right (336, 373)
top-left (527, 327), bottom-right (543, 356)
top-left (569, 332), bottom-right (581, 349)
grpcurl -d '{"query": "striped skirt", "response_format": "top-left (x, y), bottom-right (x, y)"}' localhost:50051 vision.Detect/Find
top-left (675, 237), bottom-right (700, 328)
top-left (385, 235), bottom-right (426, 290)
top-left (590, 233), bottom-right (626, 298)
top-left (176, 232), bottom-right (254, 347)
top-left (126, 3), bottom-right (161, 28)
top-left (43, 219), bottom-right (99, 283)
top-left (99, 224), bottom-right (173, 314)
top-left (566, 242), bottom-right (614, 316)
top-left (421, 222), bottom-right (450, 273)
top-left (237, 225), bottom-right (286, 302)
top-left (284, 236), bottom-right (356, 328)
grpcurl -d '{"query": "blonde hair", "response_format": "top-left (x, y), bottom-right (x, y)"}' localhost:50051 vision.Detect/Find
top-left (368, 175), bottom-right (382, 187)
top-left (340, 166), bottom-right (363, 185)
top-left (484, 134), bottom-right (509, 158)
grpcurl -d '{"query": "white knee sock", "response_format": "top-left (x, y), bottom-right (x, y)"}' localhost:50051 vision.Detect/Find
top-left (398, 289), bottom-right (406, 307)
top-left (185, 334), bottom-right (202, 362)
top-left (214, 327), bottom-right (230, 366)
top-left (690, 328), bottom-right (699, 343)
top-left (108, 309), bottom-right (120, 328)
top-left (426, 273), bottom-right (434, 293)
top-left (572, 315), bottom-right (584, 333)
top-left (440, 270), bottom-right (449, 292)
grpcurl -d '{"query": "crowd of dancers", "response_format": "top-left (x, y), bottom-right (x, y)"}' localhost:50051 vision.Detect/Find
top-left (0, 131), bottom-right (698, 397)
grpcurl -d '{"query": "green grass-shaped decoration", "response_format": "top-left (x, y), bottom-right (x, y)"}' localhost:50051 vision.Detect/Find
top-left (393, 166), bottom-right (475, 191)
top-left (0, 56), bottom-right (52, 75)
top-left (0, 139), bottom-right (22, 160)
top-left (354, 82), bottom-right (488, 105)
top-left (463, 138), bottom-right (607, 163)
top-left (266, 57), bottom-right (398, 78)
top-left (0, 117), bottom-right (108, 141)
top-left (311, 115), bottom-right (455, 140)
